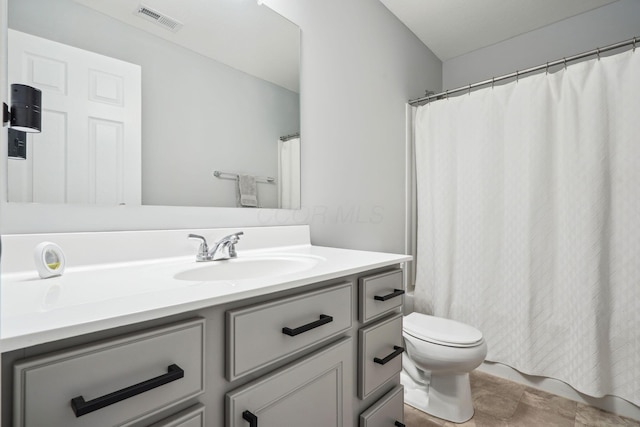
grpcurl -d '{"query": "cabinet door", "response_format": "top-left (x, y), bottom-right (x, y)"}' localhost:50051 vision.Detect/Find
top-left (226, 337), bottom-right (352, 427)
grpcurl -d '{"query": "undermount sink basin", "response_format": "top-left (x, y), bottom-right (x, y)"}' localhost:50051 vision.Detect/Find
top-left (173, 254), bottom-right (323, 282)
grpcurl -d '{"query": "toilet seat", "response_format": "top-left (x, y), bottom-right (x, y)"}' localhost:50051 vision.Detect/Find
top-left (403, 313), bottom-right (483, 348)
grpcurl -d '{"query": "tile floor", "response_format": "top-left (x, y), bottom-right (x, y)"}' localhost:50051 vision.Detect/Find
top-left (404, 371), bottom-right (640, 427)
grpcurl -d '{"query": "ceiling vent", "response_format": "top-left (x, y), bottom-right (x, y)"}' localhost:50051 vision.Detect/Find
top-left (135, 4), bottom-right (183, 32)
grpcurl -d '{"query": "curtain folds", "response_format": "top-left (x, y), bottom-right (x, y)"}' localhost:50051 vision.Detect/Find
top-left (414, 50), bottom-right (640, 405)
top-left (278, 136), bottom-right (301, 209)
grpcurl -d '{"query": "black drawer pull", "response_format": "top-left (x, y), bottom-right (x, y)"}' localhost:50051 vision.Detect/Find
top-left (374, 346), bottom-right (405, 365)
top-left (374, 289), bottom-right (405, 301)
top-left (243, 410), bottom-right (258, 426)
top-left (395, 422), bottom-right (406, 427)
top-left (70, 364), bottom-right (184, 417)
top-left (282, 314), bottom-right (333, 336)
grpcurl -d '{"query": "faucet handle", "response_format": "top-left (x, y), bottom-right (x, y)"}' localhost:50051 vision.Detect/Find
top-left (188, 234), bottom-right (209, 261)
top-left (217, 231), bottom-right (244, 243)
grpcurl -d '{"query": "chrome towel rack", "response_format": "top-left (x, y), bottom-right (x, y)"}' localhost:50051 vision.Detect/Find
top-left (213, 170), bottom-right (276, 184)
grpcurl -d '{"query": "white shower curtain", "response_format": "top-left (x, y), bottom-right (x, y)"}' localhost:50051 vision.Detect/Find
top-left (278, 136), bottom-right (301, 209)
top-left (414, 50), bottom-right (640, 405)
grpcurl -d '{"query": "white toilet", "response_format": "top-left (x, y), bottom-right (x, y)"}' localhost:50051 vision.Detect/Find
top-left (401, 311), bottom-right (487, 423)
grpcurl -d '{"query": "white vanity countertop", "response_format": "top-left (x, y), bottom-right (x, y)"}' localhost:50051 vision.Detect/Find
top-left (1, 226), bottom-right (411, 352)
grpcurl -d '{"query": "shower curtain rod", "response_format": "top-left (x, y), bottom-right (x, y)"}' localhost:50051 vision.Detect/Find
top-left (408, 36), bottom-right (638, 106)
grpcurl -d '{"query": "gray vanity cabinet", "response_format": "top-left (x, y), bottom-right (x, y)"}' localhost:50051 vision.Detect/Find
top-left (225, 268), bottom-right (406, 426)
top-left (4, 265), bottom-right (406, 427)
top-left (226, 337), bottom-right (352, 427)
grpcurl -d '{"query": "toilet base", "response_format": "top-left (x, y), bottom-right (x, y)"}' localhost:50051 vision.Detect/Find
top-left (402, 370), bottom-right (474, 424)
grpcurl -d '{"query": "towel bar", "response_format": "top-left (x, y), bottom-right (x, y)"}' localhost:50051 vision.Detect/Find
top-left (213, 170), bottom-right (275, 184)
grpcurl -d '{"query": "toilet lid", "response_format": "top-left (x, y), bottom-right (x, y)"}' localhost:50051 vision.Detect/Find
top-left (403, 313), bottom-right (483, 347)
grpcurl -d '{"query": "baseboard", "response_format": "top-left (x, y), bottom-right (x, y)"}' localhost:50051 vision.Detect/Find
top-left (477, 361), bottom-right (640, 422)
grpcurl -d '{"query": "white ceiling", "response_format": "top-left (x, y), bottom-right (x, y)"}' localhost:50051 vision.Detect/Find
top-left (379, 0), bottom-right (619, 61)
top-left (73, 0), bottom-right (300, 92)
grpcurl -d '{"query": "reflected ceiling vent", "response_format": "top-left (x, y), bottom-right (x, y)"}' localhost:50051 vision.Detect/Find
top-left (135, 4), bottom-right (183, 32)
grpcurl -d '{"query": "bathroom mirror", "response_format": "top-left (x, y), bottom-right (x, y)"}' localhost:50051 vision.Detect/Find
top-left (5, 0), bottom-right (301, 209)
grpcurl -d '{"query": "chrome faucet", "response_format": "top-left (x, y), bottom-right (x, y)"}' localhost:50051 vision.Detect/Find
top-left (188, 232), bottom-right (244, 262)
top-left (209, 232), bottom-right (244, 261)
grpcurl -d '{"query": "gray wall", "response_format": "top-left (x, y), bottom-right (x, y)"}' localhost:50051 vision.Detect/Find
top-left (443, 0), bottom-right (640, 90)
top-left (262, 0), bottom-right (441, 253)
top-left (0, 0), bottom-right (441, 256)
top-left (9, 0), bottom-right (300, 209)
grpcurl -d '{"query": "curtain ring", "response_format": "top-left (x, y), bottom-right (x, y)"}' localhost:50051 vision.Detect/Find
top-left (491, 77), bottom-right (495, 89)
top-left (563, 58), bottom-right (567, 70)
top-left (597, 47), bottom-right (601, 60)
top-left (468, 84), bottom-right (471, 95)
top-left (445, 90), bottom-right (449, 100)
top-left (545, 62), bottom-right (549, 75)
top-left (516, 70), bottom-right (519, 83)
top-left (633, 37), bottom-right (637, 52)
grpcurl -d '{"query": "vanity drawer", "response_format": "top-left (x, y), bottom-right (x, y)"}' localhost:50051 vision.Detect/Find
top-left (226, 282), bottom-right (352, 381)
top-left (13, 318), bottom-right (205, 427)
top-left (149, 403), bottom-right (205, 427)
top-left (358, 313), bottom-right (403, 399)
top-left (359, 269), bottom-right (404, 323)
top-left (359, 385), bottom-right (404, 427)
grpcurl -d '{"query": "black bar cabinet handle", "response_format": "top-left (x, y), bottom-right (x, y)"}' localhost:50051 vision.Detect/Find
top-left (395, 422), bottom-right (406, 427)
top-left (282, 314), bottom-right (333, 336)
top-left (70, 364), bottom-right (184, 417)
top-left (374, 346), bottom-right (405, 365)
top-left (374, 289), bottom-right (405, 301)
top-left (243, 410), bottom-right (258, 426)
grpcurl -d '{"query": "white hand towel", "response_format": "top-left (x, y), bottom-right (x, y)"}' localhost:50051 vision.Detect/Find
top-left (237, 175), bottom-right (258, 207)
